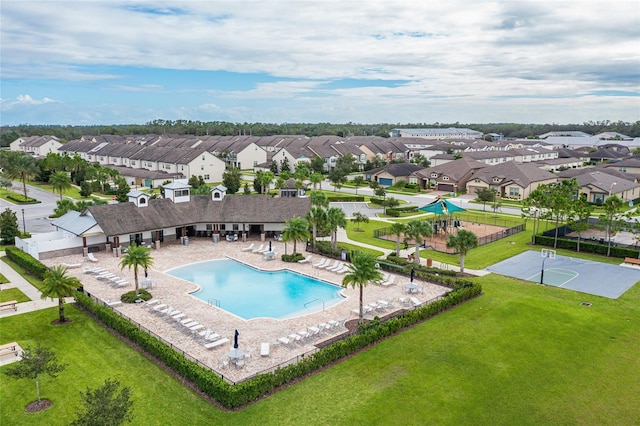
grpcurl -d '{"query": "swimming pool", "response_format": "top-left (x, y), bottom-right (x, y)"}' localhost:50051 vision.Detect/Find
top-left (166, 259), bottom-right (345, 320)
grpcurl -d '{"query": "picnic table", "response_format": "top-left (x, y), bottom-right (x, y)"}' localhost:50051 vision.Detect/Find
top-left (0, 300), bottom-right (18, 311)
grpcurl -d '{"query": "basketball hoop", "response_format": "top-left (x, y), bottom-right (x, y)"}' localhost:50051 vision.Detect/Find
top-left (540, 249), bottom-right (556, 284)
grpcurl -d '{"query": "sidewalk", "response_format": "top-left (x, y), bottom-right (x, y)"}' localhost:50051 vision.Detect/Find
top-left (0, 254), bottom-right (60, 319)
top-left (335, 228), bottom-right (490, 277)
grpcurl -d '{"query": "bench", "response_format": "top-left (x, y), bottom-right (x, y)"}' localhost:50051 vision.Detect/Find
top-left (624, 257), bottom-right (640, 266)
top-left (0, 300), bottom-right (18, 311)
top-left (0, 341), bottom-right (20, 357)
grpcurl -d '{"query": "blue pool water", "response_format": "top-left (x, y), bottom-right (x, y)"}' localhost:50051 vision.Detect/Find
top-left (166, 259), bottom-right (344, 320)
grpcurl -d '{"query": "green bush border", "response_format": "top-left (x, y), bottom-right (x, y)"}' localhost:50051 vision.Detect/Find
top-left (5, 246), bottom-right (47, 279)
top-left (74, 281), bottom-right (481, 409)
top-left (534, 235), bottom-right (640, 258)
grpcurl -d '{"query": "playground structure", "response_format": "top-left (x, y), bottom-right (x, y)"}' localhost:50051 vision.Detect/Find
top-left (374, 198), bottom-right (526, 254)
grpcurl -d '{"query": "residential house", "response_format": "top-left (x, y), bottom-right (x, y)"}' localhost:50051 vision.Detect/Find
top-left (466, 161), bottom-right (558, 200)
top-left (411, 158), bottom-right (487, 192)
top-left (364, 163), bottom-right (425, 187)
top-left (10, 136), bottom-right (63, 156)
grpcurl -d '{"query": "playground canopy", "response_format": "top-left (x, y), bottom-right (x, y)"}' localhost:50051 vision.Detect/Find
top-left (418, 198), bottom-right (466, 215)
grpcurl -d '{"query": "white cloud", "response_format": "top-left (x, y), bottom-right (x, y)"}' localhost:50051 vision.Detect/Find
top-left (1, 1), bottom-right (638, 124)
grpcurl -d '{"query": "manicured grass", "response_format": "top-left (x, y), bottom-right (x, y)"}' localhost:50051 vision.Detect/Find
top-left (345, 219), bottom-right (397, 251)
top-left (0, 287), bottom-right (30, 303)
top-left (0, 273), bottom-right (8, 284)
top-left (335, 242), bottom-right (383, 258)
top-left (3, 274), bottom-right (639, 425)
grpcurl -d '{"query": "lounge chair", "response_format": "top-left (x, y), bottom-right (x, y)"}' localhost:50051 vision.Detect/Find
top-left (84, 267), bottom-right (104, 274)
top-left (87, 252), bottom-right (99, 262)
top-left (410, 296), bottom-right (422, 307)
top-left (326, 262), bottom-right (344, 272)
top-left (298, 255), bottom-right (312, 264)
top-left (97, 273), bottom-right (117, 281)
top-left (241, 243), bottom-right (255, 252)
top-left (251, 244), bottom-right (265, 253)
top-left (114, 280), bottom-right (129, 288)
top-left (277, 336), bottom-right (293, 348)
top-left (204, 338), bottom-right (230, 349)
top-left (260, 342), bottom-right (270, 357)
top-left (217, 358), bottom-right (229, 369)
top-left (319, 260), bottom-right (340, 270)
top-left (62, 262), bottom-right (81, 269)
top-left (381, 275), bottom-right (396, 287)
top-left (312, 258), bottom-right (327, 268)
top-left (142, 299), bottom-right (161, 309)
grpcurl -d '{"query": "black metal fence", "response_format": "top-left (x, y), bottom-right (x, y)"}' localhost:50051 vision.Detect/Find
top-left (82, 291), bottom-right (447, 385)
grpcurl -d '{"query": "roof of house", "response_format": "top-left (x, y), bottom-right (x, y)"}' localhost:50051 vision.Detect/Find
top-left (471, 161), bottom-right (557, 187)
top-left (51, 210), bottom-right (100, 235)
top-left (365, 162), bottom-right (424, 177)
top-left (572, 171), bottom-right (639, 193)
top-left (415, 158), bottom-right (487, 180)
top-left (85, 195), bottom-right (311, 237)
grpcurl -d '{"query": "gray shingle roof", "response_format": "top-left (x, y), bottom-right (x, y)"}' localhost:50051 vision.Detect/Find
top-left (86, 195), bottom-right (311, 237)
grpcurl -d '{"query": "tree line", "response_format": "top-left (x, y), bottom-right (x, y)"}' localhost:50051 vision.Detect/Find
top-left (2, 119), bottom-right (639, 146)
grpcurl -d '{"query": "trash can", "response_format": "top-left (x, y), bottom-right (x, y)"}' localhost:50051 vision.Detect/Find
top-left (341, 249), bottom-right (347, 261)
top-left (212, 234), bottom-right (219, 243)
top-left (426, 258), bottom-right (433, 267)
top-left (183, 236), bottom-right (189, 246)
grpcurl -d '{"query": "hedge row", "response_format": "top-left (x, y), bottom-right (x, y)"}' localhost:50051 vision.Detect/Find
top-left (386, 206), bottom-right (419, 217)
top-left (534, 235), bottom-right (640, 258)
top-left (5, 194), bottom-right (38, 204)
top-left (385, 254), bottom-right (458, 278)
top-left (75, 281), bottom-right (481, 408)
top-left (325, 195), bottom-right (365, 202)
top-left (5, 246), bottom-right (48, 279)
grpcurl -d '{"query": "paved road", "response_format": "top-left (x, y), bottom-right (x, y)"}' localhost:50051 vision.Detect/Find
top-left (0, 183), bottom-right (59, 234)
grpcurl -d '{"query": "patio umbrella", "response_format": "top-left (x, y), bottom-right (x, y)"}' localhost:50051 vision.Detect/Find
top-left (269, 241), bottom-right (272, 252)
top-left (410, 267), bottom-right (415, 282)
top-left (234, 330), bottom-right (239, 349)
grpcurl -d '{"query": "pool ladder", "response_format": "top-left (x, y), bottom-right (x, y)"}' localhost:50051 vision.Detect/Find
top-left (304, 298), bottom-right (324, 311)
top-left (208, 299), bottom-right (221, 307)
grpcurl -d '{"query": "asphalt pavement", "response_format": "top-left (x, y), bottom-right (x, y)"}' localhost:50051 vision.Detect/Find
top-left (0, 183), bottom-right (60, 234)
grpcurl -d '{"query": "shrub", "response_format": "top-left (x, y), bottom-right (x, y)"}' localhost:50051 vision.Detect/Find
top-left (281, 253), bottom-right (304, 263)
top-left (121, 289), bottom-right (152, 303)
top-left (5, 246), bottom-right (48, 279)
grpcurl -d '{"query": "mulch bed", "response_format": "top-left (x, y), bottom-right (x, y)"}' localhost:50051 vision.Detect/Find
top-left (25, 399), bottom-right (52, 413)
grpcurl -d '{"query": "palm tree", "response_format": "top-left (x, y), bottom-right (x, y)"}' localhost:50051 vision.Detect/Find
top-left (4, 153), bottom-right (38, 200)
top-left (342, 251), bottom-right (383, 324)
top-left (389, 222), bottom-right (407, 256)
top-left (119, 243), bottom-right (154, 296)
top-left (282, 217), bottom-right (310, 254)
top-left (326, 207), bottom-right (347, 251)
top-left (309, 173), bottom-right (323, 190)
top-left (306, 206), bottom-right (326, 250)
top-left (53, 199), bottom-right (76, 217)
top-left (49, 170), bottom-right (72, 200)
top-left (404, 220), bottom-right (433, 264)
top-left (446, 229), bottom-right (478, 275)
top-left (310, 190), bottom-right (329, 208)
top-left (41, 265), bottom-right (80, 323)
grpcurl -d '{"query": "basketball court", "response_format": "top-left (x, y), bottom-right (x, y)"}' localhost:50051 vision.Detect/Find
top-left (485, 250), bottom-right (640, 299)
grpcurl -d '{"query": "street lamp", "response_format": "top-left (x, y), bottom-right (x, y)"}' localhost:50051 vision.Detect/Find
top-left (21, 208), bottom-right (26, 233)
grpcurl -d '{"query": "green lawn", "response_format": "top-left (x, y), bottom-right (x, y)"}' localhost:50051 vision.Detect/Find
top-left (2, 274), bottom-right (639, 425)
top-left (0, 287), bottom-right (30, 303)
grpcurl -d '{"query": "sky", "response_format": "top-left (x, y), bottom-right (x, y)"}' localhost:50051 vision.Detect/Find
top-left (1, 1), bottom-right (639, 126)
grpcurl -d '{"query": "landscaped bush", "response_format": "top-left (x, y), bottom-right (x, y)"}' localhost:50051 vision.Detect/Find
top-left (315, 241), bottom-right (349, 261)
top-left (326, 195), bottom-right (365, 202)
top-left (281, 253), bottom-right (304, 263)
top-left (5, 194), bottom-right (38, 204)
top-left (534, 235), bottom-right (639, 258)
top-left (121, 289), bottom-right (152, 303)
top-left (369, 197), bottom-right (385, 205)
top-left (4, 246), bottom-right (48, 279)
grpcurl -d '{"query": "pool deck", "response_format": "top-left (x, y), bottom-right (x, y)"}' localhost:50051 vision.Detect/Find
top-left (41, 238), bottom-right (450, 382)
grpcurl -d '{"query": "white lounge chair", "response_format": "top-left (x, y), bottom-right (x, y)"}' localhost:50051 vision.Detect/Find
top-left (312, 258), bottom-right (327, 268)
top-left (251, 244), bottom-right (265, 253)
top-left (204, 338), bottom-right (230, 349)
top-left (277, 336), bottom-right (293, 348)
top-left (241, 243), bottom-right (255, 252)
top-left (260, 342), bottom-right (270, 357)
top-left (62, 262), bottom-right (81, 269)
top-left (87, 252), bottom-right (99, 262)
top-left (381, 275), bottom-right (396, 287)
top-left (142, 299), bottom-right (161, 309)
top-left (327, 262), bottom-right (344, 272)
top-left (298, 255), bottom-right (312, 264)
top-left (319, 260), bottom-right (340, 270)
top-left (410, 296), bottom-right (422, 307)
